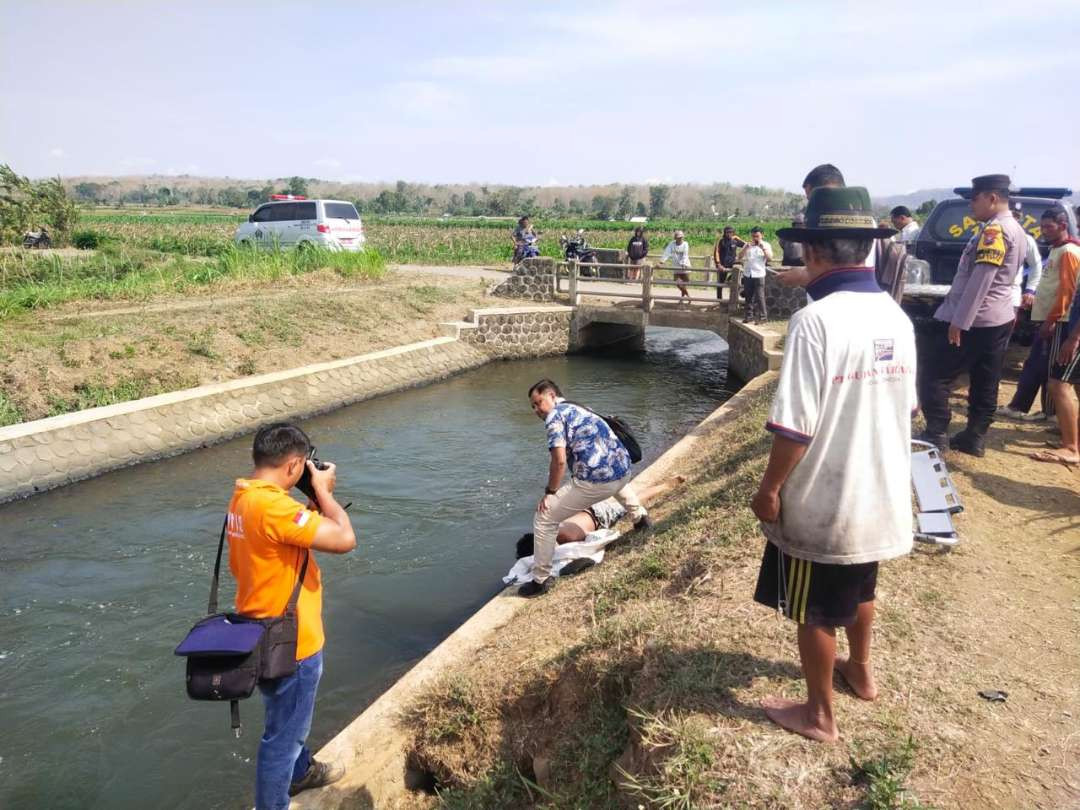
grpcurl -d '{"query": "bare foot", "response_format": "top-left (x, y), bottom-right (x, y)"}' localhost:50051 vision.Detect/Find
top-left (761, 696), bottom-right (838, 742)
top-left (835, 658), bottom-right (878, 701)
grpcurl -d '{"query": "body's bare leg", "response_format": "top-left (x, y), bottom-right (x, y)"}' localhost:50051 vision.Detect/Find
top-left (634, 474), bottom-right (686, 504)
top-left (763, 624), bottom-right (839, 742)
top-left (835, 600), bottom-right (878, 700)
top-left (1035, 380), bottom-right (1080, 462)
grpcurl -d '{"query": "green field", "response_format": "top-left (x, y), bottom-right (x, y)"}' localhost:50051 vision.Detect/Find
top-left (77, 208), bottom-right (784, 264)
top-left (0, 208), bottom-right (785, 315)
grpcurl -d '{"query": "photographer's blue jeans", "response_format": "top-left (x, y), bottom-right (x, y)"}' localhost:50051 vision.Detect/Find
top-left (255, 650), bottom-right (323, 810)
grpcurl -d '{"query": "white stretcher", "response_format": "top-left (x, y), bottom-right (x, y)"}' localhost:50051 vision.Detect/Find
top-left (911, 440), bottom-right (962, 548)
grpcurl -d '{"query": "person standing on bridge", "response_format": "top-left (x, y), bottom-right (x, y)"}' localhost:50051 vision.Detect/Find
top-left (916, 174), bottom-right (1026, 457)
top-left (228, 423), bottom-right (356, 808)
top-left (739, 227), bottom-right (773, 323)
top-left (520, 379), bottom-right (650, 598)
top-left (713, 225), bottom-right (746, 299)
top-left (750, 186), bottom-right (914, 743)
top-left (626, 227), bottom-right (649, 281)
top-left (661, 229), bottom-right (693, 303)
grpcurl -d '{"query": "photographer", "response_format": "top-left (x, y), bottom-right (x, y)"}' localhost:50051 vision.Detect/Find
top-left (227, 423), bottom-right (356, 809)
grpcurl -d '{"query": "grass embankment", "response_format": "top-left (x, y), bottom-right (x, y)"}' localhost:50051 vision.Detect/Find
top-left (0, 273), bottom-right (491, 426)
top-left (74, 209), bottom-right (784, 267)
top-left (0, 241), bottom-right (386, 316)
top-left (399, 379), bottom-right (1080, 809)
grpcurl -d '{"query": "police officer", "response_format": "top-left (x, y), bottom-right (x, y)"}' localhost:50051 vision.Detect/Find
top-left (917, 174), bottom-right (1026, 456)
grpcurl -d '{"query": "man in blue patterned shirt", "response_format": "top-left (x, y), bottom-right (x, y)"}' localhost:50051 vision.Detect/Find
top-left (520, 379), bottom-right (650, 597)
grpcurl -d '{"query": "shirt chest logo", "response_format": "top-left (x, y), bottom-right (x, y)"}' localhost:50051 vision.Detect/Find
top-left (873, 339), bottom-right (895, 362)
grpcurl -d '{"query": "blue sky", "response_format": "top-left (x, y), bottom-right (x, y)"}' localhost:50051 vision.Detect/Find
top-left (2, 0), bottom-right (1078, 194)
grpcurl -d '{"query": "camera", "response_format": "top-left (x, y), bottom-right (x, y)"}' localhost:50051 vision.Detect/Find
top-left (295, 446), bottom-right (330, 505)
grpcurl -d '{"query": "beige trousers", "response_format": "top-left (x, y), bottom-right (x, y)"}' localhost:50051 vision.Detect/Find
top-left (531, 476), bottom-right (645, 582)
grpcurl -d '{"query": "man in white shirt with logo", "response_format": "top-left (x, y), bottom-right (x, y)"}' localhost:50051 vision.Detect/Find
top-left (750, 187), bottom-right (916, 742)
top-left (739, 226), bottom-right (774, 323)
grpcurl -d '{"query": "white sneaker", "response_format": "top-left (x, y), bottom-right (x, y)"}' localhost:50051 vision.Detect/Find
top-left (995, 405), bottom-right (1028, 421)
top-left (1019, 411), bottom-right (1047, 422)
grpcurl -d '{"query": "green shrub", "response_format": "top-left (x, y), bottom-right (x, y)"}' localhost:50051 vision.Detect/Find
top-left (72, 230), bottom-right (103, 250)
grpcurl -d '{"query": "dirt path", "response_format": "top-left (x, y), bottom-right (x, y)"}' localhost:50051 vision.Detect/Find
top-left (910, 373), bottom-right (1080, 808)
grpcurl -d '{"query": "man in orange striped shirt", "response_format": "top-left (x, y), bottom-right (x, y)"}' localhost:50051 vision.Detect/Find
top-left (228, 423), bottom-right (356, 809)
top-left (1031, 209), bottom-right (1080, 465)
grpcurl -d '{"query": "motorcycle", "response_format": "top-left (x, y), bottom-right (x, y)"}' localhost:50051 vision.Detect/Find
top-left (23, 226), bottom-right (51, 249)
top-left (560, 230), bottom-right (599, 277)
top-left (513, 232), bottom-right (541, 263)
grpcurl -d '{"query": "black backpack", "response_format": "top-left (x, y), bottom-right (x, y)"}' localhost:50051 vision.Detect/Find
top-left (566, 401), bottom-right (643, 464)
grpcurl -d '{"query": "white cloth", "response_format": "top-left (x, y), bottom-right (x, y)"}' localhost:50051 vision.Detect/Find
top-left (897, 220), bottom-right (921, 244)
top-left (661, 240), bottom-right (692, 268)
top-left (1023, 232), bottom-right (1043, 293)
top-left (503, 528), bottom-right (620, 585)
top-left (742, 242), bottom-right (773, 278)
top-left (1011, 233), bottom-right (1043, 307)
top-left (766, 290), bottom-right (917, 564)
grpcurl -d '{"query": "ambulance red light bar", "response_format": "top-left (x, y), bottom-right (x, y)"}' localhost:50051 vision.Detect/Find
top-left (269, 194), bottom-right (306, 200)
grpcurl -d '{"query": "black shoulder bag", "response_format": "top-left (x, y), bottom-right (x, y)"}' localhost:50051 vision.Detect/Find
top-left (566, 400), bottom-right (643, 464)
top-left (174, 517), bottom-right (309, 737)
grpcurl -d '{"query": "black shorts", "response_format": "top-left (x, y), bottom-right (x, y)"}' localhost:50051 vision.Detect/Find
top-left (1049, 323), bottom-right (1080, 383)
top-left (753, 542), bottom-right (878, 627)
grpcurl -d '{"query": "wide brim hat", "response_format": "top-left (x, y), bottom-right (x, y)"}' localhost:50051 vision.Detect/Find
top-left (777, 186), bottom-right (896, 242)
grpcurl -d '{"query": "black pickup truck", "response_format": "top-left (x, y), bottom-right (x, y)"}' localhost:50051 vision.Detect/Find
top-left (912, 187), bottom-right (1076, 284)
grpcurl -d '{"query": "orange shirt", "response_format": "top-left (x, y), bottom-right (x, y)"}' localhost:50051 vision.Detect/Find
top-left (227, 478), bottom-right (324, 660)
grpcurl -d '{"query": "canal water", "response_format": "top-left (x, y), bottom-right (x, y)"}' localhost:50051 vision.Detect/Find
top-left (0, 327), bottom-right (732, 809)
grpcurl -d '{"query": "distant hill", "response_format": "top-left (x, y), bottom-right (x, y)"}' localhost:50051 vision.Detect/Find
top-left (874, 187), bottom-right (1078, 211)
top-left (872, 188), bottom-right (958, 210)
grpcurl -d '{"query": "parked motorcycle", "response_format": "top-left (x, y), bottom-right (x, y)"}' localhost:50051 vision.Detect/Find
top-left (560, 230), bottom-right (599, 277)
top-left (22, 226), bottom-right (51, 249)
top-left (513, 232), bottom-right (541, 263)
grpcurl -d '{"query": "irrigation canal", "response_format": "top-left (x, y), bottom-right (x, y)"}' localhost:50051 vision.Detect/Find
top-left (0, 326), bottom-right (733, 809)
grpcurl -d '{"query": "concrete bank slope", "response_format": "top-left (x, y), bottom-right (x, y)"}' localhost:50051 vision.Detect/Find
top-left (0, 305), bottom-right (572, 504)
top-left (294, 370), bottom-right (780, 810)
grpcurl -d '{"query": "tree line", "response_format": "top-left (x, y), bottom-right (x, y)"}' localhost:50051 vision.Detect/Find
top-left (65, 176), bottom-right (807, 221)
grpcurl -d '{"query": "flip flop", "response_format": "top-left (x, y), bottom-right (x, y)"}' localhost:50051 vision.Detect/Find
top-left (1030, 449), bottom-right (1080, 467)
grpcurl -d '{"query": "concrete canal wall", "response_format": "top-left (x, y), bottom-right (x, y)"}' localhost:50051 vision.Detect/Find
top-left (0, 305), bottom-right (572, 504)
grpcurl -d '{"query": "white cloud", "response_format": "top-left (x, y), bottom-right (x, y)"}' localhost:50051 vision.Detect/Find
top-left (120, 156), bottom-right (157, 171)
top-left (164, 163), bottom-right (201, 176)
top-left (421, 54), bottom-right (548, 84)
top-left (383, 81), bottom-right (463, 117)
top-left (49, 147), bottom-right (65, 158)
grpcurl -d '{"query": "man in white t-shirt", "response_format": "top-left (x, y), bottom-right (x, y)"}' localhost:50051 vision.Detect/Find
top-left (889, 206), bottom-right (921, 244)
top-left (750, 186), bottom-right (916, 743)
top-left (738, 226), bottom-right (774, 323)
top-left (661, 230), bottom-right (693, 303)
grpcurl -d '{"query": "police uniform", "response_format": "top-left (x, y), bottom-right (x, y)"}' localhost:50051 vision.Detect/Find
top-left (917, 175), bottom-right (1026, 452)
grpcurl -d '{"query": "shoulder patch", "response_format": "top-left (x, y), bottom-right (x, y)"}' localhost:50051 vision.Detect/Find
top-left (975, 224), bottom-right (1006, 267)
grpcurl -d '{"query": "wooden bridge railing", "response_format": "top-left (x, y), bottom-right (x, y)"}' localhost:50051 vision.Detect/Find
top-left (556, 260), bottom-right (733, 311)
